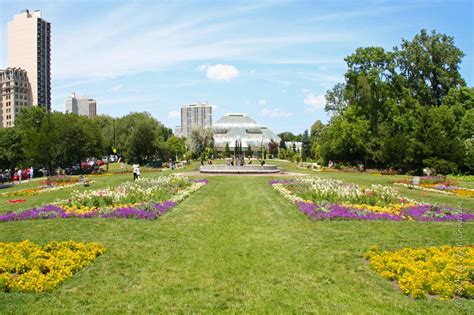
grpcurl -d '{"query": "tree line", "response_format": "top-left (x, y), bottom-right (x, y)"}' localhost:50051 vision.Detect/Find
top-left (306, 29), bottom-right (472, 175)
top-left (0, 108), bottom-right (187, 171)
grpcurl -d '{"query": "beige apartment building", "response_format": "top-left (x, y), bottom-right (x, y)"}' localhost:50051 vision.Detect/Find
top-left (8, 9), bottom-right (51, 111)
top-left (0, 68), bottom-right (32, 127)
top-left (178, 101), bottom-right (212, 137)
top-left (65, 93), bottom-right (97, 119)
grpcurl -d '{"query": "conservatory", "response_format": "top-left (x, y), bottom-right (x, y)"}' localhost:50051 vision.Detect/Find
top-left (212, 113), bottom-right (281, 152)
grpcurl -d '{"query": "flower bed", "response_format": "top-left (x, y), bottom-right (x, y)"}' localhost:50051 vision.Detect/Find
top-left (393, 176), bottom-right (474, 198)
top-left (270, 178), bottom-right (473, 221)
top-left (8, 199), bottom-right (27, 204)
top-left (44, 175), bottom-right (80, 186)
top-left (0, 240), bottom-right (105, 293)
top-left (2, 178), bottom-right (95, 198)
top-left (365, 245), bottom-right (473, 300)
top-left (0, 176), bottom-right (207, 222)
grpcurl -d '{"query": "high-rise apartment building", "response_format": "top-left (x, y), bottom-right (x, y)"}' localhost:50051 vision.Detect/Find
top-left (66, 93), bottom-right (97, 118)
top-left (0, 68), bottom-right (32, 127)
top-left (8, 9), bottom-right (51, 110)
top-left (179, 101), bottom-right (212, 137)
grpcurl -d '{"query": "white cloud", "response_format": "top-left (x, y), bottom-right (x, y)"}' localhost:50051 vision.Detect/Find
top-left (206, 64), bottom-right (240, 81)
top-left (250, 69), bottom-right (256, 75)
top-left (261, 108), bottom-right (292, 118)
top-left (168, 110), bottom-right (180, 118)
top-left (304, 93), bottom-right (326, 112)
top-left (110, 84), bottom-right (123, 92)
top-left (258, 99), bottom-right (267, 105)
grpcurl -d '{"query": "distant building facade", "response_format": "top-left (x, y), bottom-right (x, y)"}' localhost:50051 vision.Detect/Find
top-left (213, 113), bottom-right (281, 151)
top-left (66, 93), bottom-right (97, 118)
top-left (8, 9), bottom-right (51, 110)
top-left (0, 68), bottom-right (32, 128)
top-left (285, 141), bottom-right (302, 153)
top-left (179, 101), bottom-right (212, 137)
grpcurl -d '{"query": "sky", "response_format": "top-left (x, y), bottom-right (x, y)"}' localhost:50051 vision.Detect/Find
top-left (0, 0), bottom-right (473, 134)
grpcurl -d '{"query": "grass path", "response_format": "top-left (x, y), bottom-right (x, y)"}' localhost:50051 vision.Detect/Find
top-left (1, 176), bottom-right (473, 313)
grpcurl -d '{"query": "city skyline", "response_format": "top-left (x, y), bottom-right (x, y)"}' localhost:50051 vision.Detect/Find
top-left (1, 0), bottom-right (473, 134)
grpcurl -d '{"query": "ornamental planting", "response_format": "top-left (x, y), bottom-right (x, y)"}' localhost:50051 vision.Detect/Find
top-left (0, 240), bottom-right (105, 293)
top-left (393, 176), bottom-right (474, 197)
top-left (366, 245), bottom-right (473, 300)
top-left (270, 178), bottom-right (473, 221)
top-left (0, 176), bottom-right (207, 222)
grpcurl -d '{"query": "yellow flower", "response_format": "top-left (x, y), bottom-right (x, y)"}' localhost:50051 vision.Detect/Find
top-left (366, 245), bottom-right (473, 300)
top-left (0, 240), bottom-right (105, 293)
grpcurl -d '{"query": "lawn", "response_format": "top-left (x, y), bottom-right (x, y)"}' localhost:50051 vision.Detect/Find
top-left (0, 163), bottom-right (473, 313)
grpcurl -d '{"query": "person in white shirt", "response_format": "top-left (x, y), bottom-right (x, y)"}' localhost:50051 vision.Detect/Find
top-left (135, 165), bottom-right (141, 180)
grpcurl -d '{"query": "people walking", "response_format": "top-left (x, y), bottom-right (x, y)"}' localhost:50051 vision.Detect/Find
top-left (17, 169), bottom-right (22, 183)
top-left (29, 166), bottom-right (34, 181)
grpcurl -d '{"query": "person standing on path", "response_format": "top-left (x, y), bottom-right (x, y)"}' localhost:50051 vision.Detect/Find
top-left (132, 164), bottom-right (138, 181)
top-left (29, 166), bottom-right (34, 181)
top-left (135, 164), bottom-right (141, 180)
top-left (17, 169), bottom-right (22, 183)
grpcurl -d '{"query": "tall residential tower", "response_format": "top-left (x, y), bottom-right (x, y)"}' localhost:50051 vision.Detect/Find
top-left (179, 101), bottom-right (212, 137)
top-left (8, 9), bottom-right (51, 110)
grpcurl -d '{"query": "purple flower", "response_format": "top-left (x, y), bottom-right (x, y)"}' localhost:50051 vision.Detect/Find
top-left (294, 201), bottom-right (474, 222)
top-left (194, 179), bottom-right (209, 184)
top-left (401, 204), bottom-right (474, 222)
top-left (0, 204), bottom-right (69, 222)
top-left (269, 179), bottom-right (295, 185)
top-left (0, 200), bottom-right (179, 222)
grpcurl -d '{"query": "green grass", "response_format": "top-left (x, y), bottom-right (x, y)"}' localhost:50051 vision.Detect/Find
top-left (0, 163), bottom-right (473, 313)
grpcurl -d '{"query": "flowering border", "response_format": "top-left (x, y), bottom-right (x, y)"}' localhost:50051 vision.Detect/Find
top-left (366, 245), bottom-right (473, 300)
top-left (2, 181), bottom-right (96, 197)
top-left (394, 182), bottom-right (474, 197)
top-left (270, 179), bottom-right (474, 222)
top-left (0, 179), bottom-right (207, 222)
top-left (0, 240), bottom-right (105, 293)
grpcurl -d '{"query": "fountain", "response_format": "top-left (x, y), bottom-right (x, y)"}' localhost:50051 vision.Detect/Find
top-left (199, 138), bottom-right (280, 174)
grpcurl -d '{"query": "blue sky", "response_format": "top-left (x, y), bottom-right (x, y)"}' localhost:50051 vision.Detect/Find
top-left (1, 0), bottom-right (473, 134)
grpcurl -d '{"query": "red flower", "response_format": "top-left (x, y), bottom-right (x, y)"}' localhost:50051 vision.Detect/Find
top-left (8, 199), bottom-right (27, 204)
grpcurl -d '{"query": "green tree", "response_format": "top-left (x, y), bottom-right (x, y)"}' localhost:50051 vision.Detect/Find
top-left (224, 142), bottom-right (231, 158)
top-left (301, 130), bottom-right (311, 161)
top-left (324, 83), bottom-right (348, 116)
top-left (319, 110), bottom-right (370, 165)
top-left (15, 107), bottom-right (60, 171)
top-left (166, 136), bottom-right (186, 161)
top-left (186, 127), bottom-right (213, 158)
top-left (52, 113), bottom-right (104, 166)
top-left (247, 144), bottom-right (253, 158)
top-left (0, 128), bottom-right (24, 171)
top-left (310, 120), bottom-right (325, 139)
top-left (395, 29), bottom-right (465, 106)
top-left (124, 119), bottom-right (158, 164)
